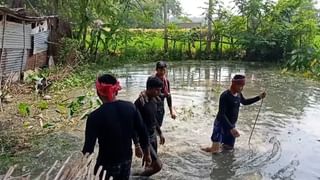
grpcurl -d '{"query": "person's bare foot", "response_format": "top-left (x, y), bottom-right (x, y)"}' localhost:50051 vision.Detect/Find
top-left (201, 143), bottom-right (221, 153)
top-left (131, 170), bottom-right (144, 176)
top-left (201, 147), bottom-right (221, 153)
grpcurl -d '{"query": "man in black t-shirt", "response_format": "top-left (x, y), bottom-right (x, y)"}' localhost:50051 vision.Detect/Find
top-left (133, 76), bottom-right (165, 177)
top-left (201, 74), bottom-right (266, 153)
top-left (82, 74), bottom-right (151, 180)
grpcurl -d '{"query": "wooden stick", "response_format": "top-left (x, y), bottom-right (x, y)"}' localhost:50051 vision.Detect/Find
top-left (94, 166), bottom-right (103, 180)
top-left (0, 73), bottom-right (14, 112)
top-left (59, 167), bottom-right (71, 180)
top-left (75, 157), bottom-right (89, 178)
top-left (72, 154), bottom-right (91, 178)
top-left (3, 165), bottom-right (17, 180)
top-left (102, 170), bottom-right (107, 180)
top-left (248, 98), bottom-right (264, 144)
top-left (1, 153), bottom-right (99, 180)
top-left (46, 160), bottom-right (58, 180)
top-left (34, 171), bottom-right (45, 180)
top-left (87, 159), bottom-right (95, 180)
top-left (9, 173), bottom-right (31, 180)
top-left (53, 156), bottom-right (71, 180)
top-left (0, 98), bottom-right (3, 112)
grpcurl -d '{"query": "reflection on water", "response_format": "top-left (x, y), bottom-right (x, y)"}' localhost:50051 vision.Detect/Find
top-left (114, 61), bottom-right (320, 180)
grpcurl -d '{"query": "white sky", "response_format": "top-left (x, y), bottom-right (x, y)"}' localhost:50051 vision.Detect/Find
top-left (179, 0), bottom-right (320, 17)
top-left (178, 0), bottom-right (205, 17)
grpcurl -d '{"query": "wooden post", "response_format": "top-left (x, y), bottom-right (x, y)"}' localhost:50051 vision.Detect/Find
top-left (20, 21), bottom-right (26, 75)
top-left (0, 15), bottom-right (6, 80)
top-left (35, 54), bottom-right (37, 69)
top-left (0, 15), bottom-right (6, 112)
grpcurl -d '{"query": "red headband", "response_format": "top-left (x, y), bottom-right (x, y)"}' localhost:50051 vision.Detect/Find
top-left (232, 78), bottom-right (245, 86)
top-left (96, 80), bottom-right (122, 101)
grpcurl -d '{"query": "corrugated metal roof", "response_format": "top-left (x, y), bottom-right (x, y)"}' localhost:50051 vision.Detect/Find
top-left (0, 49), bottom-right (25, 74)
top-left (33, 30), bottom-right (49, 54)
top-left (0, 6), bottom-right (57, 22)
top-left (0, 21), bottom-right (32, 49)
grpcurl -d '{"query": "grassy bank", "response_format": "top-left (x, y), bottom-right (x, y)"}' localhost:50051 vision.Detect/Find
top-left (0, 57), bottom-right (157, 174)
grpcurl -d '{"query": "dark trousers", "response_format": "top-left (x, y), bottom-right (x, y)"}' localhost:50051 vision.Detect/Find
top-left (149, 133), bottom-right (159, 161)
top-left (156, 100), bottom-right (165, 127)
top-left (211, 120), bottom-right (236, 147)
top-left (95, 159), bottom-right (132, 180)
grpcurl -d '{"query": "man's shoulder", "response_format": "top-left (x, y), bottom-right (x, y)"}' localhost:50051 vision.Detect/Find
top-left (90, 100), bottom-right (135, 115)
top-left (220, 89), bottom-right (230, 97)
top-left (134, 96), bottom-right (142, 105)
top-left (148, 74), bottom-right (156, 78)
top-left (86, 107), bottom-right (100, 121)
top-left (148, 74), bottom-right (167, 82)
top-left (113, 100), bottom-right (136, 111)
top-left (134, 91), bottom-right (155, 107)
top-left (220, 89), bottom-right (235, 101)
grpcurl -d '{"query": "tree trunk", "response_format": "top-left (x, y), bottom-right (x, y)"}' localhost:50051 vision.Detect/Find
top-left (163, 0), bottom-right (169, 56)
top-left (220, 35), bottom-right (223, 58)
top-left (199, 29), bottom-right (202, 57)
top-left (7, 0), bottom-right (25, 8)
top-left (205, 0), bottom-right (213, 56)
top-left (81, 26), bottom-right (87, 50)
top-left (214, 34), bottom-right (219, 58)
top-left (53, 0), bottom-right (59, 14)
top-left (188, 42), bottom-right (192, 58)
top-left (94, 31), bottom-right (102, 61)
top-left (231, 37), bottom-right (234, 57)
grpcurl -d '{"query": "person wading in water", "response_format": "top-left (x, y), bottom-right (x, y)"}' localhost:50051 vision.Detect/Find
top-left (82, 74), bottom-right (151, 180)
top-left (134, 76), bottom-right (166, 177)
top-left (201, 74), bottom-right (266, 153)
top-left (153, 61), bottom-right (177, 127)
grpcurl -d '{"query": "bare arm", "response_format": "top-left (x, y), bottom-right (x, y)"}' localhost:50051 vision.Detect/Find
top-left (166, 80), bottom-right (176, 119)
top-left (133, 105), bottom-right (149, 151)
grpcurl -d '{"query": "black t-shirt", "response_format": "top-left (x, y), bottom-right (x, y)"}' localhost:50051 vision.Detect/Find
top-left (216, 90), bottom-right (261, 130)
top-left (134, 97), bottom-right (158, 137)
top-left (82, 100), bottom-right (149, 165)
top-left (149, 75), bottom-right (172, 108)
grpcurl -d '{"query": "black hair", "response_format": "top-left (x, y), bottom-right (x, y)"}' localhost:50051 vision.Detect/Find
top-left (156, 61), bottom-right (167, 69)
top-left (233, 74), bottom-right (245, 80)
top-left (146, 76), bottom-right (163, 90)
top-left (98, 74), bottom-right (117, 84)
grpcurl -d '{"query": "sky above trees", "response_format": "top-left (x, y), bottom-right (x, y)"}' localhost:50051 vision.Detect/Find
top-left (179, 0), bottom-right (320, 17)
